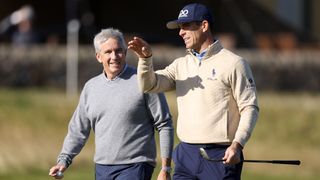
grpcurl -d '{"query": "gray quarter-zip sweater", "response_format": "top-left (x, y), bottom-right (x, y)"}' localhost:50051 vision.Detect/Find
top-left (57, 66), bottom-right (174, 167)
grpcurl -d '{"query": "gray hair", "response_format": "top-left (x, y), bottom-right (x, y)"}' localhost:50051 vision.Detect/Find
top-left (93, 28), bottom-right (127, 53)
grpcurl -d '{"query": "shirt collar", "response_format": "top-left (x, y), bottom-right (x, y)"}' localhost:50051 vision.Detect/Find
top-left (192, 49), bottom-right (208, 60)
top-left (191, 40), bottom-right (217, 60)
top-left (104, 64), bottom-right (128, 81)
top-left (188, 39), bottom-right (222, 60)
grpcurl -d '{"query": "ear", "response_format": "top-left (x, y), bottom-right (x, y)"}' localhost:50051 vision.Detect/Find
top-left (96, 52), bottom-right (102, 63)
top-left (202, 20), bottom-right (210, 32)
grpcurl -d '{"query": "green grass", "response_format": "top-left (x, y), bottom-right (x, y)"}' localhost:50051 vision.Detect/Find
top-left (0, 88), bottom-right (319, 179)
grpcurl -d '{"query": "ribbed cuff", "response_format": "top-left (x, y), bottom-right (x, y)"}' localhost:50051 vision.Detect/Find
top-left (57, 155), bottom-right (72, 168)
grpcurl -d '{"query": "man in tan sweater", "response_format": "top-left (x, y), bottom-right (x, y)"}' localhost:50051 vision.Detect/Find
top-left (129, 3), bottom-right (259, 180)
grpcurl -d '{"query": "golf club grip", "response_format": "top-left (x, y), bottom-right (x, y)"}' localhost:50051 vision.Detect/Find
top-left (244, 160), bottom-right (301, 165)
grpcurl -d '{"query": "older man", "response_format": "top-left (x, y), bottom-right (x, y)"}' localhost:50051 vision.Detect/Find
top-left (49, 28), bottom-right (174, 180)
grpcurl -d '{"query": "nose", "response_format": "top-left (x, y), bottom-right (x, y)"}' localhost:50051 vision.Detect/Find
top-left (110, 51), bottom-right (118, 59)
top-left (179, 28), bottom-right (185, 37)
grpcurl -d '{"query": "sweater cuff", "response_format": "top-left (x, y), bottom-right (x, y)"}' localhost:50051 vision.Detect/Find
top-left (57, 154), bottom-right (72, 168)
top-left (233, 132), bottom-right (250, 148)
top-left (138, 57), bottom-right (152, 66)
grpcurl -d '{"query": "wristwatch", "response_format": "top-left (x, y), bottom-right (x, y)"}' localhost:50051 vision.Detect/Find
top-left (161, 166), bottom-right (172, 173)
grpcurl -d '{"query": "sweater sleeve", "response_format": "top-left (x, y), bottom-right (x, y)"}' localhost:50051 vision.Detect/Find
top-left (137, 57), bottom-right (176, 93)
top-left (230, 59), bottom-right (259, 147)
top-left (145, 92), bottom-right (174, 158)
top-left (57, 87), bottom-right (92, 167)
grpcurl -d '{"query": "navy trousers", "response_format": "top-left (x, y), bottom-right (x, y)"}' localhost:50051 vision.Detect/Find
top-left (173, 142), bottom-right (243, 180)
top-left (95, 162), bottom-right (154, 180)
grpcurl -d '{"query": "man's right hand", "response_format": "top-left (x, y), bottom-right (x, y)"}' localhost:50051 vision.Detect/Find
top-left (128, 37), bottom-right (153, 58)
top-left (49, 164), bottom-right (66, 179)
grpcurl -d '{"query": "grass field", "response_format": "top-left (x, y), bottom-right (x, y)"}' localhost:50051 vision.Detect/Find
top-left (0, 88), bottom-right (319, 180)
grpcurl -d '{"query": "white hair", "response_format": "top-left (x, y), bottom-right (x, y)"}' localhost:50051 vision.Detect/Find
top-left (93, 27), bottom-right (127, 53)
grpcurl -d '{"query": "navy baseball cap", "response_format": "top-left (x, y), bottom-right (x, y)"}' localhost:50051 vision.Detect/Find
top-left (166, 3), bottom-right (214, 29)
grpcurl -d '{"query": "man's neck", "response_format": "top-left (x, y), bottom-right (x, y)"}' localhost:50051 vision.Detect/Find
top-left (199, 37), bottom-right (214, 53)
top-left (104, 64), bottom-right (127, 80)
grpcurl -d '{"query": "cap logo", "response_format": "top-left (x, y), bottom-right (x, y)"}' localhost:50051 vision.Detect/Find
top-left (178, 9), bottom-right (189, 18)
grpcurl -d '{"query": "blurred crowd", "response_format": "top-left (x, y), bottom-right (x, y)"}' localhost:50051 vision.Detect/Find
top-left (0, 5), bottom-right (41, 47)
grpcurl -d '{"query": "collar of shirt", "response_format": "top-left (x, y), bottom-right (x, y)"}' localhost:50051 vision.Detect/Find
top-left (105, 64), bottom-right (128, 81)
top-left (191, 40), bottom-right (218, 60)
top-left (192, 50), bottom-right (207, 60)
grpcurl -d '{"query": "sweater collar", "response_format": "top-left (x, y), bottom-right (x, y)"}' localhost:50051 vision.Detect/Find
top-left (187, 39), bottom-right (223, 60)
top-left (103, 64), bottom-right (128, 82)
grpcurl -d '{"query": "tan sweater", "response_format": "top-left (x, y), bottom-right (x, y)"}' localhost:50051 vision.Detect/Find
top-left (137, 40), bottom-right (259, 147)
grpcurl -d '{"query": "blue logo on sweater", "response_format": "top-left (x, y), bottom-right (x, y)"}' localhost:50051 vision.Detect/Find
top-left (212, 69), bottom-right (216, 77)
top-left (207, 68), bottom-right (216, 81)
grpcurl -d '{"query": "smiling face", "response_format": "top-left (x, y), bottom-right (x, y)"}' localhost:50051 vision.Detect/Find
top-left (96, 37), bottom-right (127, 79)
top-left (178, 20), bottom-right (212, 53)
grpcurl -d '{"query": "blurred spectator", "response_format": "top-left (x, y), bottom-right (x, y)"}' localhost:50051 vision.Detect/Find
top-left (0, 5), bottom-right (40, 47)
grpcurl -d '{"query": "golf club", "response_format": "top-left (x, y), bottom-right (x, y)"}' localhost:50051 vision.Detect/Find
top-left (199, 148), bottom-right (300, 165)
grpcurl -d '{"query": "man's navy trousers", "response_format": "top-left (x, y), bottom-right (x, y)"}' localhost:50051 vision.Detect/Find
top-left (173, 142), bottom-right (243, 180)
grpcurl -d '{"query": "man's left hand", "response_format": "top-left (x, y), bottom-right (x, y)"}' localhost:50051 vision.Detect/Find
top-left (223, 141), bottom-right (243, 165)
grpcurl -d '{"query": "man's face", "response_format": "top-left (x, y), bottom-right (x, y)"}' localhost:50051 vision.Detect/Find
top-left (96, 38), bottom-right (126, 79)
top-left (178, 21), bottom-right (205, 52)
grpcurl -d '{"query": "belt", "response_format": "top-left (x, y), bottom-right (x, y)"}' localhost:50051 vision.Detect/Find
top-left (184, 142), bottom-right (230, 149)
